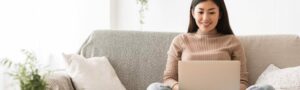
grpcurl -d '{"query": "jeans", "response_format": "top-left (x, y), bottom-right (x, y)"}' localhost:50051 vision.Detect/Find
top-left (246, 84), bottom-right (275, 90)
top-left (147, 83), bottom-right (275, 90)
top-left (147, 83), bottom-right (172, 90)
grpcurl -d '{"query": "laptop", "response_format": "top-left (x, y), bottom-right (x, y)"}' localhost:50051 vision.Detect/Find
top-left (178, 61), bottom-right (240, 90)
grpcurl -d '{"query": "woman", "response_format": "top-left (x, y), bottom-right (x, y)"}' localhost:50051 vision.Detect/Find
top-left (147, 0), bottom-right (273, 90)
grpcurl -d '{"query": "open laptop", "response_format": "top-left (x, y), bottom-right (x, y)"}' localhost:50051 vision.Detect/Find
top-left (178, 61), bottom-right (240, 90)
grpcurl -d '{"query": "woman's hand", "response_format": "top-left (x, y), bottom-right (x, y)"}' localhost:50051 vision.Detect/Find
top-left (172, 84), bottom-right (179, 90)
top-left (240, 84), bottom-right (247, 90)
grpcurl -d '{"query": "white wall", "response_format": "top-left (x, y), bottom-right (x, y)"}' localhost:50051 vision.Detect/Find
top-left (0, 0), bottom-right (109, 89)
top-left (0, 0), bottom-right (109, 67)
top-left (110, 0), bottom-right (191, 32)
top-left (226, 0), bottom-right (300, 35)
top-left (111, 0), bottom-right (300, 35)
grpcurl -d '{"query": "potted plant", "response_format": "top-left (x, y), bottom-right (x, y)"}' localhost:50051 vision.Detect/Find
top-left (1, 49), bottom-right (50, 90)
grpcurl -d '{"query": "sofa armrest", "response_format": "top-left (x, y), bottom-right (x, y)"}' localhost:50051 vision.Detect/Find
top-left (45, 71), bottom-right (75, 90)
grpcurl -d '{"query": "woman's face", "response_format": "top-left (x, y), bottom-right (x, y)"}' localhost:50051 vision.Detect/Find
top-left (192, 1), bottom-right (220, 32)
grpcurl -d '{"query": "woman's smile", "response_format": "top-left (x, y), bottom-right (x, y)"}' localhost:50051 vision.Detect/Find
top-left (201, 22), bottom-right (212, 27)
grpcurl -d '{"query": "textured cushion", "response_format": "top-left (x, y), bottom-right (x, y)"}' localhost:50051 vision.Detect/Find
top-left (63, 54), bottom-right (126, 90)
top-left (78, 30), bottom-right (178, 90)
top-left (238, 35), bottom-right (300, 84)
top-left (255, 64), bottom-right (280, 83)
top-left (256, 64), bottom-right (300, 90)
top-left (45, 71), bottom-right (75, 90)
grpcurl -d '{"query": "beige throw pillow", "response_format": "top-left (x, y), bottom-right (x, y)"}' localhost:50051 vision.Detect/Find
top-left (63, 54), bottom-right (126, 90)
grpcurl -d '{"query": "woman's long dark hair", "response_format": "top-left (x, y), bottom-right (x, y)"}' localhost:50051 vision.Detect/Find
top-left (188, 0), bottom-right (234, 35)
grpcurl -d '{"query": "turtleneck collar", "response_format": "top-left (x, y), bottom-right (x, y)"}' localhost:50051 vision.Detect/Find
top-left (195, 29), bottom-right (221, 37)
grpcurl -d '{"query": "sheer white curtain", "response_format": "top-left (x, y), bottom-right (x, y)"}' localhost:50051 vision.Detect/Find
top-left (0, 0), bottom-right (109, 89)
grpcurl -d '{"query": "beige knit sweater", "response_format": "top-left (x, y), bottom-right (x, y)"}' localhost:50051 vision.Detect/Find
top-left (163, 30), bottom-right (249, 89)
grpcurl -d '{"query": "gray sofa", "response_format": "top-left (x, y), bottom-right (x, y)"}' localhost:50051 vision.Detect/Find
top-left (48, 30), bottom-right (300, 90)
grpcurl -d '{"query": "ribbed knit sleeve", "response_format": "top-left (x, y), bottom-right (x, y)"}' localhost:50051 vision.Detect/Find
top-left (163, 34), bottom-right (183, 87)
top-left (230, 36), bottom-right (249, 89)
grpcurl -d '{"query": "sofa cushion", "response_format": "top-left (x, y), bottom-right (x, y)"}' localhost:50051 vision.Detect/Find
top-left (45, 71), bottom-right (75, 90)
top-left (78, 30), bottom-right (178, 90)
top-left (256, 64), bottom-right (300, 90)
top-left (238, 35), bottom-right (300, 84)
top-left (255, 64), bottom-right (280, 83)
top-left (63, 53), bottom-right (126, 90)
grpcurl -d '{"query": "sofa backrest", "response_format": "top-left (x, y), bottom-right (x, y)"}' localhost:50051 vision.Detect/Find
top-left (79, 30), bottom-right (300, 90)
top-left (238, 34), bottom-right (300, 84)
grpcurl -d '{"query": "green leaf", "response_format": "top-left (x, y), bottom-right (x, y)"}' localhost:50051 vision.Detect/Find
top-left (2, 49), bottom-right (50, 90)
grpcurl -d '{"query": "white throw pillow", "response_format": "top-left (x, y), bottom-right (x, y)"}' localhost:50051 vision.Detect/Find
top-left (255, 64), bottom-right (300, 90)
top-left (63, 54), bottom-right (126, 90)
top-left (255, 64), bottom-right (280, 84)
